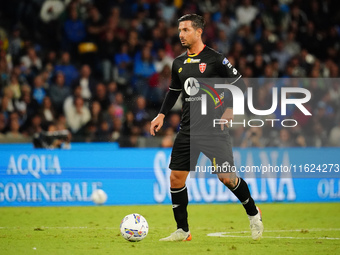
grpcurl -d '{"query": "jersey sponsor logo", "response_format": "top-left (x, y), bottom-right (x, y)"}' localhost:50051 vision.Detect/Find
top-left (199, 63), bottom-right (207, 73)
top-left (222, 58), bottom-right (229, 65)
top-left (184, 58), bottom-right (201, 64)
top-left (184, 78), bottom-right (223, 108)
top-left (184, 77), bottom-right (200, 96)
top-left (178, 67), bottom-right (182, 73)
top-left (233, 68), bottom-right (237, 75)
top-left (227, 63), bottom-right (232, 68)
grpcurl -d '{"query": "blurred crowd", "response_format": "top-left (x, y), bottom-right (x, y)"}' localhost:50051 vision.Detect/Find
top-left (0, 0), bottom-right (339, 148)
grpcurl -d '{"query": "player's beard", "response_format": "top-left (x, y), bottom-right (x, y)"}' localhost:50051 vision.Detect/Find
top-left (181, 41), bottom-right (191, 49)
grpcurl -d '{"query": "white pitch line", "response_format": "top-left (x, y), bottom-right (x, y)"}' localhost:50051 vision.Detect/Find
top-left (0, 226), bottom-right (117, 230)
top-left (208, 228), bottom-right (340, 235)
top-left (208, 228), bottom-right (340, 240)
top-left (208, 234), bottom-right (340, 240)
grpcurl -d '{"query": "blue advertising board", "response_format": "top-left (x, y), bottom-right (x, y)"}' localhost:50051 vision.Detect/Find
top-left (0, 143), bottom-right (339, 206)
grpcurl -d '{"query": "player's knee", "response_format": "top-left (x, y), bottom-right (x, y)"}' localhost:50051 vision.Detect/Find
top-left (219, 177), bottom-right (237, 189)
top-left (170, 172), bottom-right (186, 188)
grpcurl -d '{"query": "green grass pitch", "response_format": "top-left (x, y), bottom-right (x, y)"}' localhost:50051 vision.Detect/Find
top-left (1, 203), bottom-right (339, 255)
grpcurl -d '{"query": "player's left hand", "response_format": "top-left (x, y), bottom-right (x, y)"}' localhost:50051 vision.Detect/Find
top-left (150, 114), bottom-right (165, 136)
top-left (220, 108), bottom-right (233, 130)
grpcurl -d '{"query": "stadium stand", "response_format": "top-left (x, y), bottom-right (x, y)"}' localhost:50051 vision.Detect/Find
top-left (0, 0), bottom-right (339, 147)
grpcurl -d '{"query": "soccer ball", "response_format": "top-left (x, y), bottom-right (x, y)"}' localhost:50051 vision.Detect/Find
top-left (91, 189), bottom-right (107, 205)
top-left (120, 213), bottom-right (149, 242)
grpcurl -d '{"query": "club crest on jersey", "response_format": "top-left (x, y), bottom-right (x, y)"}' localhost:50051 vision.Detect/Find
top-left (199, 63), bottom-right (207, 73)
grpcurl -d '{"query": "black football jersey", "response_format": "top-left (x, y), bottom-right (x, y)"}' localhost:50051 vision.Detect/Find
top-left (170, 45), bottom-right (242, 135)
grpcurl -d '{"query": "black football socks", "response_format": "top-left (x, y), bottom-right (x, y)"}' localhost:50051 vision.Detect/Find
top-left (231, 178), bottom-right (258, 216)
top-left (170, 185), bottom-right (189, 232)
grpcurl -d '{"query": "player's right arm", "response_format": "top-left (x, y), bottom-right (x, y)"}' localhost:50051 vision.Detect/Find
top-left (150, 60), bottom-right (182, 136)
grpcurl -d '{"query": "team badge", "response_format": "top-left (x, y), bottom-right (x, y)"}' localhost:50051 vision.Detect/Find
top-left (199, 63), bottom-right (207, 73)
top-left (222, 58), bottom-right (229, 65)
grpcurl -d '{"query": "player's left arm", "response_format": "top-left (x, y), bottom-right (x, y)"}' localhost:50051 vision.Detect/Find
top-left (215, 55), bottom-right (247, 129)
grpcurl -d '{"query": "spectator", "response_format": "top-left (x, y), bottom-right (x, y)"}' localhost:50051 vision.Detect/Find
top-left (107, 104), bottom-right (124, 131)
top-left (41, 64), bottom-right (54, 87)
top-left (217, 15), bottom-right (238, 41)
top-left (99, 30), bottom-right (120, 82)
top-left (284, 31), bottom-right (301, 58)
top-left (64, 85), bottom-right (82, 115)
top-left (165, 112), bottom-right (181, 133)
top-left (235, 0), bottom-right (258, 26)
top-left (262, 1), bottom-right (289, 34)
top-left (154, 48), bottom-right (173, 73)
top-left (90, 100), bottom-right (104, 127)
top-left (19, 85), bottom-right (40, 122)
top-left (43, 50), bottom-right (58, 67)
top-left (7, 73), bottom-right (21, 100)
top-left (272, 128), bottom-right (294, 147)
top-left (20, 47), bottom-right (42, 72)
top-left (113, 92), bottom-right (126, 113)
top-left (32, 75), bottom-right (46, 105)
top-left (298, 21), bottom-right (320, 56)
top-left (150, 26), bottom-right (165, 52)
top-left (329, 80), bottom-right (340, 109)
top-left (241, 127), bottom-right (266, 148)
top-left (1, 87), bottom-right (16, 114)
top-left (328, 122), bottom-right (340, 147)
top-left (134, 46), bottom-right (156, 95)
top-left (121, 111), bottom-right (135, 136)
top-left (96, 120), bottom-right (111, 142)
top-left (22, 114), bottom-right (43, 137)
top-left (86, 6), bottom-right (106, 44)
top-left (63, 7), bottom-right (86, 52)
top-left (148, 64), bottom-right (171, 104)
top-left (54, 52), bottom-right (79, 87)
top-left (93, 83), bottom-right (110, 111)
top-left (133, 95), bottom-right (149, 128)
top-left (0, 57), bottom-right (9, 89)
top-left (288, 4), bottom-right (308, 33)
top-left (311, 122), bottom-right (328, 147)
top-left (12, 64), bottom-right (28, 86)
top-left (72, 64), bottom-right (96, 101)
top-left (111, 117), bottom-right (123, 142)
top-left (6, 118), bottom-right (25, 139)
top-left (40, 96), bottom-right (57, 126)
top-left (215, 29), bottom-right (231, 55)
top-left (0, 114), bottom-right (6, 139)
top-left (107, 81), bottom-right (118, 104)
top-left (49, 72), bottom-right (71, 114)
top-left (65, 96), bottom-right (91, 134)
top-left (251, 54), bottom-right (266, 77)
top-left (202, 12), bottom-right (217, 44)
top-left (8, 26), bottom-right (24, 60)
top-left (159, 0), bottom-right (177, 24)
top-left (114, 43), bottom-right (132, 86)
top-left (271, 41), bottom-right (291, 72)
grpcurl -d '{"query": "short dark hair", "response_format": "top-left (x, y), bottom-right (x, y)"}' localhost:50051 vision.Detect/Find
top-left (178, 14), bottom-right (205, 30)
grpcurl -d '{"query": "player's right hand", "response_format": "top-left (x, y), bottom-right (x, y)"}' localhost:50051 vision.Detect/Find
top-left (150, 114), bottom-right (165, 136)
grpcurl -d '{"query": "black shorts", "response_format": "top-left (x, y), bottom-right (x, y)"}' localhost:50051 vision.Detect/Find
top-left (169, 131), bottom-right (235, 171)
